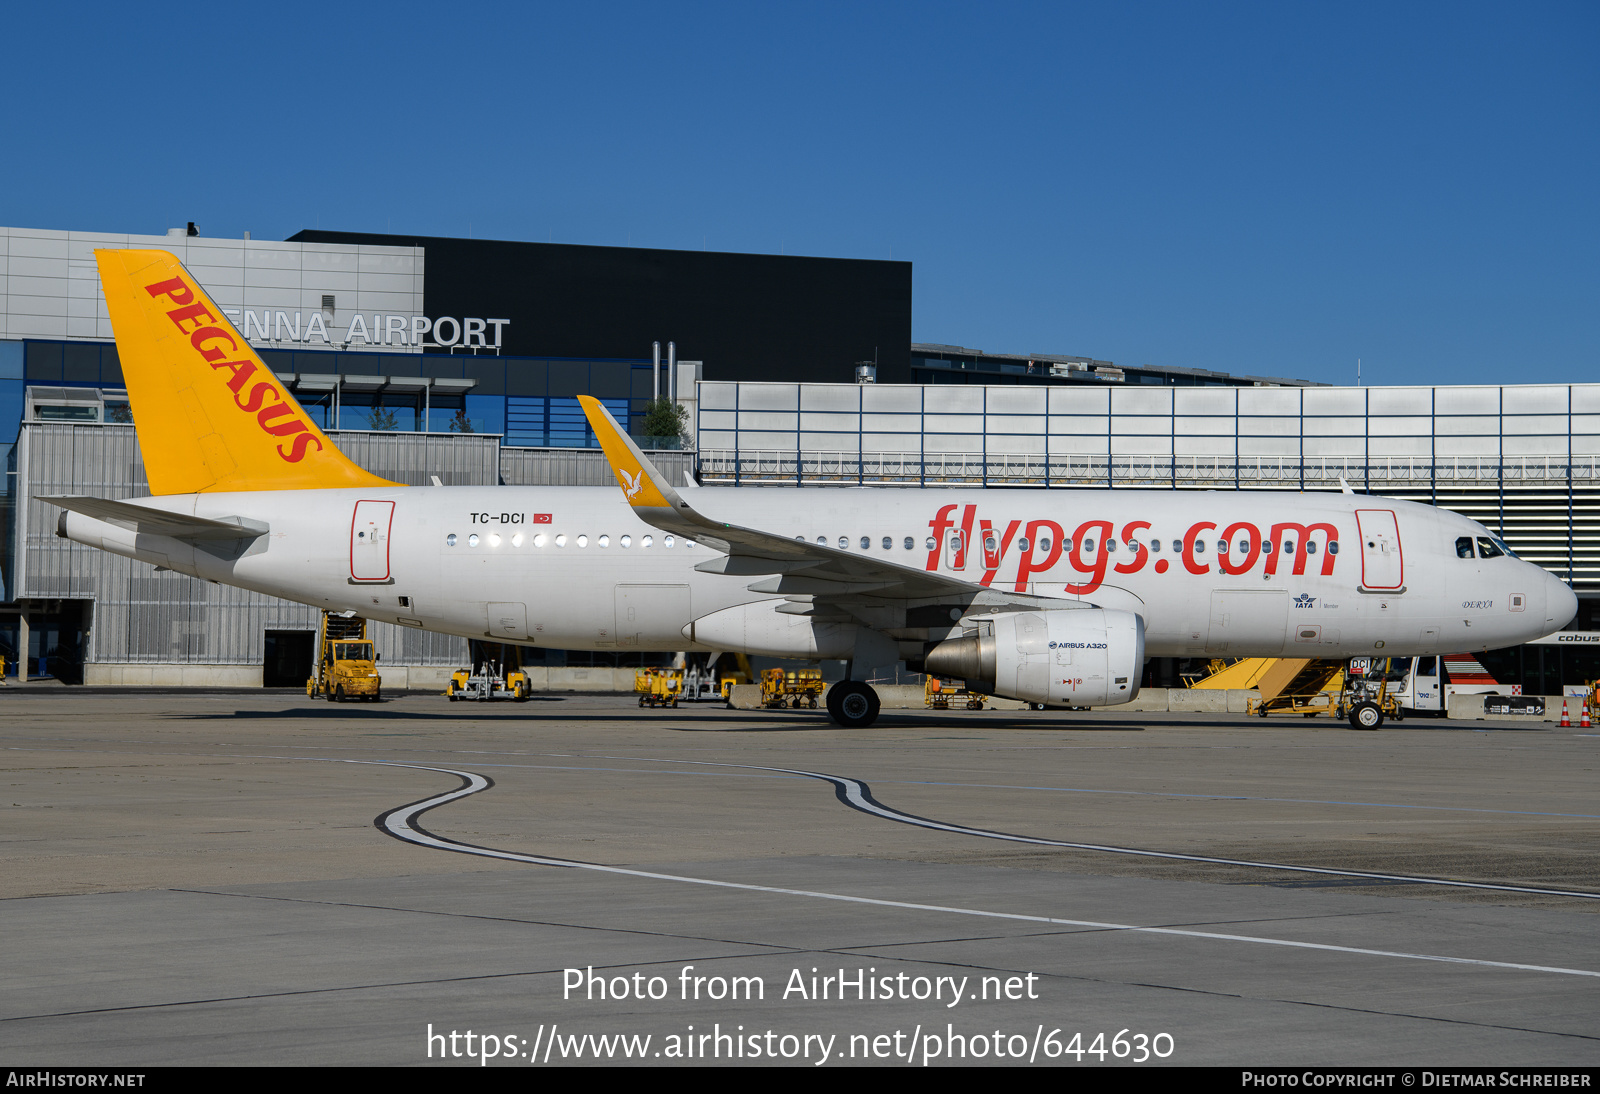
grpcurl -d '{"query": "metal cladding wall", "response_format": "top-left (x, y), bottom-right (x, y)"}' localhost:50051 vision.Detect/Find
top-left (332, 431), bottom-right (500, 486)
top-left (289, 230), bottom-right (913, 386)
top-left (14, 424), bottom-right (690, 668)
top-left (15, 424), bottom-right (469, 667)
top-left (697, 380), bottom-right (1600, 593)
top-left (498, 447), bottom-right (696, 487)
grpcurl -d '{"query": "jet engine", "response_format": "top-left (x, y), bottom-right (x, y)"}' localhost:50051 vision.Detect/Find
top-left (923, 609), bottom-right (1145, 707)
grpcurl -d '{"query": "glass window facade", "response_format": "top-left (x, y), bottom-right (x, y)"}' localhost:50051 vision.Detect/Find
top-left (9, 340), bottom-right (658, 450)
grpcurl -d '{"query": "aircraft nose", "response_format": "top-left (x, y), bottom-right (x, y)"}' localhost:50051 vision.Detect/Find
top-left (1544, 569), bottom-right (1577, 631)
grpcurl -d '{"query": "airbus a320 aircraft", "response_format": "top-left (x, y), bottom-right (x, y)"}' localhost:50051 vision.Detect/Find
top-left (49, 251), bottom-right (1575, 728)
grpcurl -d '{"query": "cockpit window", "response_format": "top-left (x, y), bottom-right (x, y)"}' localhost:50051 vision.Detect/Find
top-left (1456, 536), bottom-right (1475, 559)
top-left (1491, 537), bottom-right (1518, 559)
top-left (1477, 537), bottom-right (1504, 560)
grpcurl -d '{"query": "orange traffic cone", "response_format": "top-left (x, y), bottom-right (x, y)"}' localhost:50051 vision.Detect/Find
top-left (1560, 698), bottom-right (1571, 727)
top-left (1582, 702), bottom-right (1592, 729)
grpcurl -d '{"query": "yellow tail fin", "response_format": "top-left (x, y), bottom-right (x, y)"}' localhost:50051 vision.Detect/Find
top-left (95, 249), bottom-right (396, 495)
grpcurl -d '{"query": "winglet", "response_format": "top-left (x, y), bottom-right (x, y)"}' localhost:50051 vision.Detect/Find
top-left (577, 395), bottom-right (687, 514)
top-left (95, 249), bottom-right (396, 495)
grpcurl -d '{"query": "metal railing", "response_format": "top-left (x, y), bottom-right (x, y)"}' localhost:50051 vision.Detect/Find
top-left (697, 450), bottom-right (1600, 489)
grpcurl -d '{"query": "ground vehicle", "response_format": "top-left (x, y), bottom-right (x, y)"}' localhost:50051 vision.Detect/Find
top-left (306, 612), bottom-right (381, 702)
top-left (635, 667), bottom-right (682, 707)
top-left (1336, 656), bottom-right (1408, 728)
top-left (447, 642), bottom-right (532, 701)
top-left (760, 667), bottom-right (825, 709)
top-left (51, 250), bottom-right (1578, 729)
top-left (925, 675), bottom-right (985, 710)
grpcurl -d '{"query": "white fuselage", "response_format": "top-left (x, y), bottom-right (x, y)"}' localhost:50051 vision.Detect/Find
top-left (64, 485), bottom-right (1574, 661)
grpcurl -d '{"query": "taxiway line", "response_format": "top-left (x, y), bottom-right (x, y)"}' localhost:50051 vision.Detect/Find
top-left (355, 758), bottom-right (1600, 980)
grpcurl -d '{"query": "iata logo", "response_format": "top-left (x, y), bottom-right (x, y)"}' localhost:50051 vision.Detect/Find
top-left (1294, 594), bottom-right (1317, 608)
top-left (143, 275), bottom-right (323, 464)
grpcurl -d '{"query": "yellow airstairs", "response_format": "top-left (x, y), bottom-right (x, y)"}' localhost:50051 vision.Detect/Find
top-left (1190, 657), bottom-right (1344, 717)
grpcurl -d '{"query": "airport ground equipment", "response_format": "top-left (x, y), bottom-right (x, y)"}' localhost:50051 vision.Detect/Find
top-left (1335, 657), bottom-right (1407, 729)
top-left (446, 642), bottom-right (531, 701)
top-left (760, 667), bottom-right (825, 709)
top-left (677, 663), bottom-right (729, 702)
top-left (712, 653), bottom-right (754, 703)
top-left (635, 667), bottom-right (683, 707)
top-left (307, 612), bottom-right (381, 702)
top-left (1245, 659), bottom-right (1345, 718)
top-left (924, 675), bottom-right (985, 710)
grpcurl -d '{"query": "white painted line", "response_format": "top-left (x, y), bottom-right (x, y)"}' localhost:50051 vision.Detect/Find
top-left (357, 759), bottom-right (1600, 981)
top-left (601, 755), bottom-right (1600, 902)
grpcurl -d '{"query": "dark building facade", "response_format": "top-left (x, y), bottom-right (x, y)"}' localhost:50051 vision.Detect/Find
top-left (289, 231), bottom-right (914, 385)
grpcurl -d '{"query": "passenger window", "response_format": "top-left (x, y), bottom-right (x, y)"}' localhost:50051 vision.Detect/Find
top-left (1306, 541), bottom-right (1317, 555)
top-left (1328, 541), bottom-right (1338, 555)
top-left (1456, 537), bottom-right (1474, 559)
top-left (903, 537), bottom-right (913, 550)
top-left (1477, 537), bottom-right (1503, 559)
top-left (1150, 539), bottom-right (1160, 553)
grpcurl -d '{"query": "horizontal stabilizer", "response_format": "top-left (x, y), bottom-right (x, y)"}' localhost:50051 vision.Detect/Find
top-left (43, 495), bottom-right (268, 540)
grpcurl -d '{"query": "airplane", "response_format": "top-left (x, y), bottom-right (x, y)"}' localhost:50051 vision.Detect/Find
top-left (46, 250), bottom-right (1576, 729)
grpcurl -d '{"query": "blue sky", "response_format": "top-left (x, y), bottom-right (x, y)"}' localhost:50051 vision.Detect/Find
top-left (4, 2), bottom-right (1594, 387)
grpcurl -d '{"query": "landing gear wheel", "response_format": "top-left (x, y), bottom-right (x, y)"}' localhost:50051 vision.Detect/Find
top-left (1031, 703), bottom-right (1047, 711)
top-left (826, 680), bottom-right (881, 728)
top-left (1349, 701), bottom-right (1383, 730)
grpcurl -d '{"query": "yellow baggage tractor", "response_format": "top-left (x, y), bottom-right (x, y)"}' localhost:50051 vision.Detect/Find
top-left (925, 675), bottom-right (985, 710)
top-left (306, 612), bottom-right (381, 702)
top-left (635, 667), bottom-right (683, 708)
top-left (760, 667), bottom-right (825, 709)
top-left (446, 642), bottom-right (532, 701)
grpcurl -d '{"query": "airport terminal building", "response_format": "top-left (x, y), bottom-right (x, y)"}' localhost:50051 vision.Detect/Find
top-left (1, 223), bottom-right (1594, 693)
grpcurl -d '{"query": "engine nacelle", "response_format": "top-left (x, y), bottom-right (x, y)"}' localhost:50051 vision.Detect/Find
top-left (923, 608), bottom-right (1145, 707)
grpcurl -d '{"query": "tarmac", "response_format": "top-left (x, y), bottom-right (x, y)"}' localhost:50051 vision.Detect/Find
top-left (1, 690), bottom-right (1597, 1067)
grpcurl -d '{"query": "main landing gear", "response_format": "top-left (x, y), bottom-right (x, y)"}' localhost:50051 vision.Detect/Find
top-left (826, 680), bottom-right (881, 729)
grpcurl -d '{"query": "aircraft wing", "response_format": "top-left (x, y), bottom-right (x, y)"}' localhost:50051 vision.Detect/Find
top-left (42, 495), bottom-right (268, 541)
top-left (577, 396), bottom-right (1080, 614)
